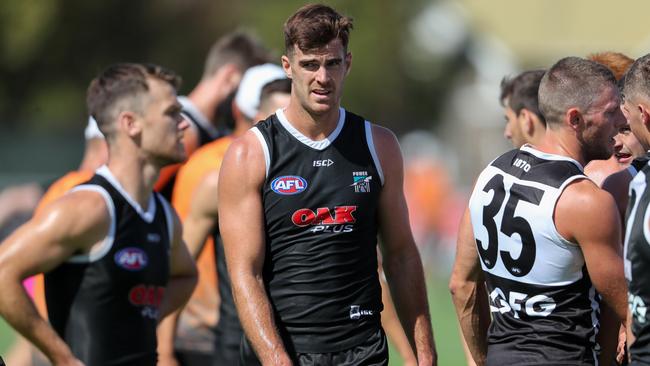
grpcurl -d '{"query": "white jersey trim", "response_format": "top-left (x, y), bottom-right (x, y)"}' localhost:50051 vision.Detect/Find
top-left (157, 193), bottom-right (174, 249)
top-left (67, 185), bottom-right (116, 263)
top-left (276, 107), bottom-right (346, 150)
top-left (364, 121), bottom-right (385, 186)
top-left (96, 165), bottom-right (156, 223)
top-left (549, 174), bottom-right (588, 249)
top-left (178, 96), bottom-right (221, 139)
top-left (252, 127), bottom-right (271, 179)
top-left (520, 145), bottom-right (584, 171)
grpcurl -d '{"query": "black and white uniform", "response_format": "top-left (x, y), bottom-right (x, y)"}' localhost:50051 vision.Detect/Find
top-left (45, 166), bottom-right (173, 366)
top-left (625, 159), bottom-right (650, 365)
top-left (249, 108), bottom-right (385, 358)
top-left (469, 145), bottom-right (600, 365)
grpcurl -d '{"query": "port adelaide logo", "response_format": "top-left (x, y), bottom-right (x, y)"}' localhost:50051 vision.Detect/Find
top-left (351, 171), bottom-right (372, 193)
top-left (271, 175), bottom-right (308, 195)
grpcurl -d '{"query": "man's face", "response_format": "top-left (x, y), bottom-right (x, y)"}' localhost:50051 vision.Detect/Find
top-left (503, 104), bottom-right (526, 148)
top-left (581, 85), bottom-right (626, 161)
top-left (139, 78), bottom-right (189, 167)
top-left (621, 97), bottom-right (650, 151)
top-left (613, 121), bottom-right (645, 165)
top-left (282, 38), bottom-right (351, 116)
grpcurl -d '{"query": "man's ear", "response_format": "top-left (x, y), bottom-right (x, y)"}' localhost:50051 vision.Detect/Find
top-left (281, 54), bottom-right (292, 79)
top-left (519, 109), bottom-right (534, 135)
top-left (566, 108), bottom-right (582, 130)
top-left (640, 104), bottom-right (650, 128)
top-left (118, 111), bottom-right (140, 138)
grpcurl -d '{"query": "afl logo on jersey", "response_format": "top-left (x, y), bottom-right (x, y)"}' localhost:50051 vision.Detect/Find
top-left (271, 175), bottom-right (308, 195)
top-left (114, 248), bottom-right (148, 271)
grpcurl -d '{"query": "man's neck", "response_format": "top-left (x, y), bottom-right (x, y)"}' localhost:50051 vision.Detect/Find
top-left (536, 129), bottom-right (587, 167)
top-left (106, 150), bottom-right (159, 208)
top-left (283, 103), bottom-right (341, 141)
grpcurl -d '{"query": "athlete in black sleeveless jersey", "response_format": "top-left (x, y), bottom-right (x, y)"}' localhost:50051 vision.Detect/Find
top-left (0, 63), bottom-right (197, 366)
top-left (620, 53), bottom-right (650, 365)
top-left (451, 57), bottom-right (628, 366)
top-left (218, 5), bottom-right (436, 366)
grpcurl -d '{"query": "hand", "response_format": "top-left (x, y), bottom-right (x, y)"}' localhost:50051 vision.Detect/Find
top-left (157, 352), bottom-right (180, 366)
top-left (616, 327), bottom-right (627, 365)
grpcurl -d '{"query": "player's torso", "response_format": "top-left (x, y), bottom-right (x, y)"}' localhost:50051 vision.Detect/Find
top-left (625, 164), bottom-right (650, 363)
top-left (469, 146), bottom-right (598, 365)
top-left (45, 167), bottom-right (172, 365)
top-left (254, 108), bottom-right (383, 352)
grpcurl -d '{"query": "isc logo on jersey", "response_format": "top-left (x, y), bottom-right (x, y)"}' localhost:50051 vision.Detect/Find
top-left (292, 206), bottom-right (357, 233)
top-left (271, 175), bottom-right (308, 195)
top-left (114, 248), bottom-right (148, 271)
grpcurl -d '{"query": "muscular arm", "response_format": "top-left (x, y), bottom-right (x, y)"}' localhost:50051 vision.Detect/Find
top-left (218, 132), bottom-right (291, 365)
top-left (183, 170), bottom-right (220, 258)
top-left (449, 207), bottom-right (489, 366)
top-left (373, 126), bottom-right (437, 365)
top-left (555, 180), bottom-right (628, 362)
top-left (0, 191), bottom-right (110, 365)
top-left (601, 169), bottom-right (633, 225)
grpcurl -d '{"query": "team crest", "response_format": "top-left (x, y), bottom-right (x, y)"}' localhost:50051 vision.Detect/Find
top-left (351, 171), bottom-right (372, 193)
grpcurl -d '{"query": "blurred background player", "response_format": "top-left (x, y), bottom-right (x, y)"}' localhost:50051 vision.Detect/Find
top-left (0, 62), bottom-right (198, 365)
top-left (500, 69), bottom-right (547, 148)
top-left (155, 31), bottom-right (273, 365)
top-left (157, 63), bottom-right (290, 366)
top-left (5, 117), bottom-right (108, 366)
top-left (154, 30), bottom-right (272, 200)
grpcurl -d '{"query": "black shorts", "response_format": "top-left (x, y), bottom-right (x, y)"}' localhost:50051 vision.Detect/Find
top-left (240, 328), bottom-right (388, 366)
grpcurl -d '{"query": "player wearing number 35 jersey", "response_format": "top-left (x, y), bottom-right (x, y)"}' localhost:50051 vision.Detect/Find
top-left (451, 57), bottom-right (629, 366)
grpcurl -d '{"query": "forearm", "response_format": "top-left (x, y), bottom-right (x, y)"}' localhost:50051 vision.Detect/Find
top-left (596, 302), bottom-right (620, 365)
top-left (450, 278), bottom-right (489, 366)
top-left (159, 274), bottom-right (197, 319)
top-left (157, 310), bottom-right (180, 360)
top-left (380, 273), bottom-right (417, 366)
top-left (0, 277), bottom-right (74, 363)
top-left (384, 250), bottom-right (436, 364)
top-left (233, 273), bottom-right (291, 365)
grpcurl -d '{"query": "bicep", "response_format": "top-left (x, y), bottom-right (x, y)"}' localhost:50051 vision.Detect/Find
top-left (372, 126), bottom-right (415, 258)
top-left (0, 192), bottom-right (109, 278)
top-left (217, 136), bottom-right (267, 276)
top-left (183, 172), bottom-right (220, 258)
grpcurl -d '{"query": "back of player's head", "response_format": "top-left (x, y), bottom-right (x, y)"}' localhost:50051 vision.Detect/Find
top-left (623, 53), bottom-right (650, 102)
top-left (587, 51), bottom-right (634, 81)
top-left (538, 57), bottom-right (616, 125)
top-left (284, 4), bottom-right (354, 55)
top-left (234, 63), bottom-right (287, 120)
top-left (500, 69), bottom-right (546, 125)
top-left (258, 78), bottom-right (292, 117)
top-left (86, 63), bottom-right (181, 138)
top-left (202, 31), bottom-right (271, 80)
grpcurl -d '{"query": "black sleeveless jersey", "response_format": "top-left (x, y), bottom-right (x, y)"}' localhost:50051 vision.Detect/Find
top-left (253, 108), bottom-right (384, 353)
top-left (625, 161), bottom-right (650, 363)
top-left (211, 231), bottom-right (243, 364)
top-left (469, 146), bottom-right (600, 365)
top-left (44, 166), bottom-right (172, 366)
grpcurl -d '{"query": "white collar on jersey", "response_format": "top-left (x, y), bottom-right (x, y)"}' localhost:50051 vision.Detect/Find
top-left (178, 96), bottom-right (221, 140)
top-left (96, 165), bottom-right (157, 223)
top-left (520, 144), bottom-right (584, 171)
top-left (275, 107), bottom-right (346, 150)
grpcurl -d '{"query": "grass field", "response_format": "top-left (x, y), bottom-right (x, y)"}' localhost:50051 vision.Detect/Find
top-left (0, 276), bottom-right (467, 365)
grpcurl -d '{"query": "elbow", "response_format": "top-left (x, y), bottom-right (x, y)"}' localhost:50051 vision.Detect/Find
top-left (449, 275), bottom-right (473, 301)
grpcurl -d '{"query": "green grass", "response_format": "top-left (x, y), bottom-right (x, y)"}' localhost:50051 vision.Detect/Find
top-left (0, 277), bottom-right (466, 365)
top-left (388, 276), bottom-right (467, 366)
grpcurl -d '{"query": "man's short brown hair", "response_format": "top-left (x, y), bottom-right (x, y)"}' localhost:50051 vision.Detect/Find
top-left (284, 4), bottom-right (353, 54)
top-left (86, 63), bottom-right (180, 138)
top-left (538, 57), bottom-right (616, 125)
